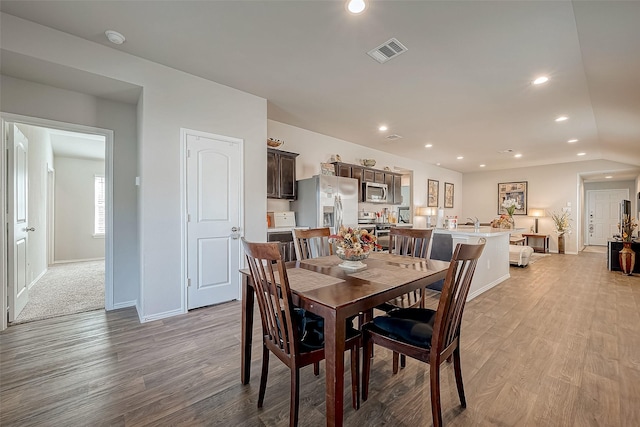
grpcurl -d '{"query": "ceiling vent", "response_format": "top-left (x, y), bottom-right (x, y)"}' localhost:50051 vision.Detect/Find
top-left (386, 134), bottom-right (403, 140)
top-left (498, 149), bottom-right (514, 154)
top-left (367, 38), bottom-right (408, 64)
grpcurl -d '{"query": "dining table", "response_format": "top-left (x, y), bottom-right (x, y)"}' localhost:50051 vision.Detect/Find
top-left (240, 252), bottom-right (449, 427)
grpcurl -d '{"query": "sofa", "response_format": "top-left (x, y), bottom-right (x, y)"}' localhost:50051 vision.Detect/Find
top-left (509, 244), bottom-right (534, 267)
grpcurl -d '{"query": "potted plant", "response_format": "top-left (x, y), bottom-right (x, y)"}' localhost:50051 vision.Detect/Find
top-left (551, 210), bottom-right (571, 254)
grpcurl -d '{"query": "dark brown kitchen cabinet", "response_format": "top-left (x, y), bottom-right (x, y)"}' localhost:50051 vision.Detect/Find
top-left (335, 163), bottom-right (352, 177)
top-left (374, 171), bottom-right (385, 184)
top-left (267, 148), bottom-right (299, 200)
top-left (363, 169), bottom-right (375, 182)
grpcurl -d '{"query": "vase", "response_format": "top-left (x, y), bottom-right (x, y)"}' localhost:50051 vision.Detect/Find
top-left (558, 233), bottom-right (565, 254)
top-left (619, 242), bottom-right (636, 275)
top-left (336, 251), bottom-right (369, 271)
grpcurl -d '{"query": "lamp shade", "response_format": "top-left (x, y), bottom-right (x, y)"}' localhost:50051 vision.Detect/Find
top-left (529, 208), bottom-right (545, 217)
top-left (416, 207), bottom-right (431, 216)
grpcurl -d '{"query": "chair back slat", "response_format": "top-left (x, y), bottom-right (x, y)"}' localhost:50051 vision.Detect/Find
top-left (242, 239), bottom-right (299, 358)
top-left (389, 228), bottom-right (433, 259)
top-left (432, 239), bottom-right (485, 356)
top-left (292, 228), bottom-right (333, 260)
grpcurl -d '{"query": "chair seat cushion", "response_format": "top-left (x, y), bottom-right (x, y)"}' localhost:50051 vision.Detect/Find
top-left (426, 278), bottom-right (444, 292)
top-left (294, 309), bottom-right (359, 352)
top-left (369, 308), bottom-right (437, 348)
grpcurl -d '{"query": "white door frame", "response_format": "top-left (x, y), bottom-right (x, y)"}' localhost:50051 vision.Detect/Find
top-left (180, 128), bottom-right (244, 312)
top-left (1, 113), bottom-right (114, 331)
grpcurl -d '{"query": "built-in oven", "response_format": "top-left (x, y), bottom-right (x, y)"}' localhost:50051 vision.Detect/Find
top-left (363, 182), bottom-right (388, 203)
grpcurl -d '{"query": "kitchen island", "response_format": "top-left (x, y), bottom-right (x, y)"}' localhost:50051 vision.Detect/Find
top-left (433, 226), bottom-right (521, 300)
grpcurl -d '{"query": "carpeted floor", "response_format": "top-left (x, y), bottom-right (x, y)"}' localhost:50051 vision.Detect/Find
top-left (12, 260), bottom-right (104, 325)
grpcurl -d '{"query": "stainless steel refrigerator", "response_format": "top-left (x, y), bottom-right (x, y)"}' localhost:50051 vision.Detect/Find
top-left (292, 175), bottom-right (359, 233)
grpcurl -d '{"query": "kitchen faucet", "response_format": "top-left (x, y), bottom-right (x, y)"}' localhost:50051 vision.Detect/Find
top-left (468, 217), bottom-right (480, 231)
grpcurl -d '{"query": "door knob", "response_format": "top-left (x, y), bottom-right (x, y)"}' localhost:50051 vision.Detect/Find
top-left (231, 226), bottom-right (240, 232)
top-left (24, 227), bottom-right (35, 232)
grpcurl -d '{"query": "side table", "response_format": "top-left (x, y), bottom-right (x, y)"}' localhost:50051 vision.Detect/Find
top-left (522, 233), bottom-right (549, 253)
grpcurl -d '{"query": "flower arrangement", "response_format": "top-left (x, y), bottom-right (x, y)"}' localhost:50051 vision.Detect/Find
top-left (502, 198), bottom-right (521, 216)
top-left (619, 214), bottom-right (638, 242)
top-left (551, 210), bottom-right (572, 235)
top-left (491, 214), bottom-right (514, 229)
top-left (330, 226), bottom-right (379, 259)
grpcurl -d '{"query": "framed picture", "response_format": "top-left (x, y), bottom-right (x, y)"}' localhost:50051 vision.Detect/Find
top-left (444, 182), bottom-right (454, 208)
top-left (427, 179), bottom-right (439, 207)
top-left (498, 181), bottom-right (528, 215)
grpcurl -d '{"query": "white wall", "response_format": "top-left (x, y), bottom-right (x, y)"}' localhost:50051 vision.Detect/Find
top-left (16, 124), bottom-right (53, 286)
top-left (268, 120), bottom-right (463, 227)
top-left (1, 13), bottom-right (267, 320)
top-left (1, 75), bottom-right (140, 308)
top-left (54, 156), bottom-right (106, 261)
top-left (462, 160), bottom-right (640, 254)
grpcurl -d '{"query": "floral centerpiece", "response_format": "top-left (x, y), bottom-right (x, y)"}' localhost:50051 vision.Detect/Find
top-left (502, 198), bottom-right (520, 216)
top-left (330, 226), bottom-right (379, 270)
top-left (491, 214), bottom-right (515, 229)
top-left (551, 210), bottom-right (572, 235)
top-left (619, 214), bottom-right (638, 242)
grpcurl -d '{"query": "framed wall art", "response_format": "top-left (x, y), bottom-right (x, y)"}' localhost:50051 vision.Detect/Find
top-left (498, 181), bottom-right (528, 215)
top-left (444, 182), bottom-right (454, 208)
top-left (427, 179), bottom-right (439, 207)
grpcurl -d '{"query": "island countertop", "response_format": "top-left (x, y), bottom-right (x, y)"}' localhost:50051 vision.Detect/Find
top-left (433, 226), bottom-right (525, 237)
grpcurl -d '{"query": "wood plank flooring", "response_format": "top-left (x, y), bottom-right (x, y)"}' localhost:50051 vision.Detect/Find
top-left (1, 251), bottom-right (639, 426)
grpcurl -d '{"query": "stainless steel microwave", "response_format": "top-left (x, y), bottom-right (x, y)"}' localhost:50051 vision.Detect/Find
top-left (363, 182), bottom-right (388, 203)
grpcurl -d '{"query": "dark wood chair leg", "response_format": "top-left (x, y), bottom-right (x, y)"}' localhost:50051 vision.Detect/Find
top-left (313, 361), bottom-right (320, 376)
top-left (362, 334), bottom-right (372, 401)
top-left (453, 347), bottom-right (466, 407)
top-left (258, 346), bottom-right (269, 408)
top-left (351, 344), bottom-right (360, 409)
top-left (430, 363), bottom-right (443, 427)
top-left (290, 368), bottom-right (300, 427)
top-left (400, 354), bottom-right (406, 369)
top-left (392, 351), bottom-right (399, 374)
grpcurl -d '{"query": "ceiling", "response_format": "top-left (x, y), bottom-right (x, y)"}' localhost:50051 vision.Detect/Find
top-left (1, 1), bottom-right (639, 176)
top-left (47, 128), bottom-right (106, 161)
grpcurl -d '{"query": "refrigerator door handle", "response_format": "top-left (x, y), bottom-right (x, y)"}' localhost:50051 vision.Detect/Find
top-left (335, 195), bottom-right (343, 232)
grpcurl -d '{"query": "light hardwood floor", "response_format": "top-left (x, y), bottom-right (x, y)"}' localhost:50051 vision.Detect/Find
top-left (1, 251), bottom-right (639, 426)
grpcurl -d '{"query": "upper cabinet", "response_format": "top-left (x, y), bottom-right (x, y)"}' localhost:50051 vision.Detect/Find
top-left (332, 161), bottom-right (403, 204)
top-left (267, 148), bottom-right (299, 200)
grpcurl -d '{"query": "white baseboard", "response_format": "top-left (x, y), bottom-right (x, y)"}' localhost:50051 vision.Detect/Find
top-left (139, 307), bottom-right (185, 323)
top-left (112, 300), bottom-right (137, 310)
top-left (27, 269), bottom-right (47, 290)
top-left (467, 273), bottom-right (510, 301)
top-left (53, 257), bottom-right (105, 264)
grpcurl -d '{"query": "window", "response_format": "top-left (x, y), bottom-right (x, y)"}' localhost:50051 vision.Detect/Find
top-left (94, 175), bottom-right (105, 236)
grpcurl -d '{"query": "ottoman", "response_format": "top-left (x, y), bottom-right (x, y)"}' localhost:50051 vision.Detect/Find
top-left (509, 244), bottom-right (534, 267)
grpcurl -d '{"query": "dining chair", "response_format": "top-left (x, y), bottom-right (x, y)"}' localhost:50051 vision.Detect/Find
top-left (362, 239), bottom-right (486, 427)
top-left (241, 238), bottom-right (361, 427)
top-left (376, 227), bottom-right (434, 372)
top-left (292, 227), bottom-right (333, 260)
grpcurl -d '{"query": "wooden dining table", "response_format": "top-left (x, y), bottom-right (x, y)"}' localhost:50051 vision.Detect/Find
top-left (240, 252), bottom-right (449, 427)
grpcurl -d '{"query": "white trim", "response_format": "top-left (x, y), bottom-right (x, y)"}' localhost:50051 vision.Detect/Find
top-left (112, 299), bottom-right (137, 310)
top-left (1, 121), bottom-right (7, 331)
top-left (53, 257), bottom-right (105, 264)
top-left (92, 234), bottom-right (106, 239)
top-left (139, 307), bottom-right (184, 323)
top-left (180, 128), bottom-right (245, 313)
top-left (27, 269), bottom-right (48, 290)
top-left (0, 112), bottom-right (115, 333)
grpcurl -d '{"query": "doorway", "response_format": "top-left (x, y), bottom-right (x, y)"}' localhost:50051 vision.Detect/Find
top-left (1, 114), bottom-right (114, 330)
top-left (586, 189), bottom-right (629, 245)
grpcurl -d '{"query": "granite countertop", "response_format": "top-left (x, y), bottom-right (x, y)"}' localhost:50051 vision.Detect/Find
top-left (434, 226), bottom-right (525, 237)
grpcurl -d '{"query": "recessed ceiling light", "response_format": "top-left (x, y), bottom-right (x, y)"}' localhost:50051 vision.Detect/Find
top-left (346, 0), bottom-right (366, 14)
top-left (577, 152), bottom-right (586, 156)
top-left (456, 156), bottom-right (464, 160)
top-left (436, 163), bottom-right (441, 166)
top-left (105, 30), bottom-right (126, 45)
top-left (514, 154), bottom-right (522, 158)
top-left (532, 76), bottom-right (549, 85)
top-left (378, 125), bottom-right (388, 131)
top-left (567, 139), bottom-right (578, 143)
top-left (480, 164), bottom-right (486, 168)
top-left (424, 144), bottom-right (433, 148)
top-left (605, 176), bottom-right (613, 179)
top-left (555, 116), bottom-right (569, 122)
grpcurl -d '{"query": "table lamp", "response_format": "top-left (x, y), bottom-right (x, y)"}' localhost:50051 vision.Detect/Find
top-left (528, 208), bottom-right (545, 233)
top-left (417, 207), bottom-right (433, 227)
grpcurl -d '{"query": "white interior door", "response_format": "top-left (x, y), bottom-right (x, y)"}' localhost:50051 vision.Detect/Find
top-left (186, 132), bottom-right (242, 309)
top-left (7, 124), bottom-right (30, 321)
top-left (587, 189), bottom-right (629, 245)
